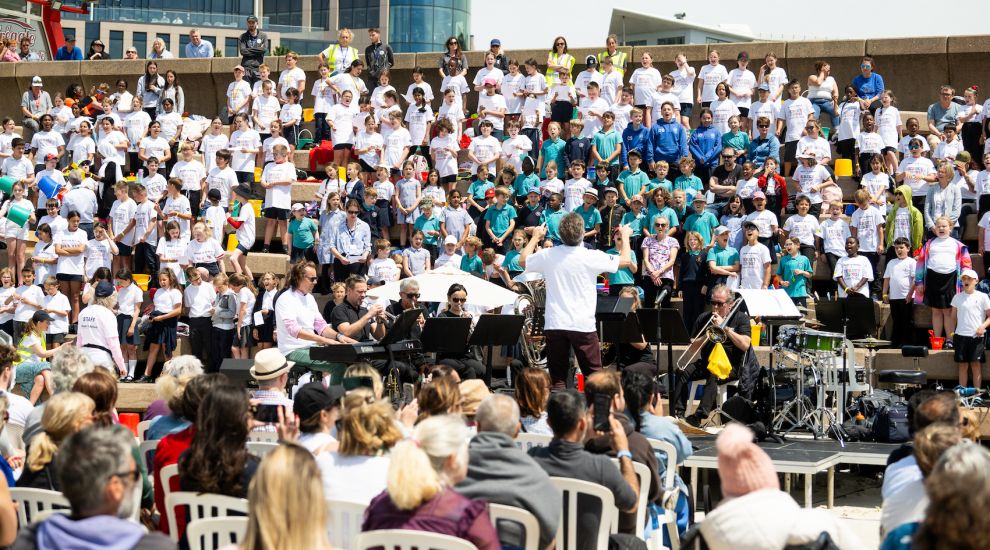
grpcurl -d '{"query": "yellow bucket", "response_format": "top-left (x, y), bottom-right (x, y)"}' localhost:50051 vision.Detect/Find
top-left (339, 166), bottom-right (347, 181)
top-left (750, 323), bottom-right (762, 346)
top-left (254, 167), bottom-right (262, 183)
top-left (227, 235), bottom-right (239, 252)
top-left (249, 199), bottom-right (263, 214)
top-left (133, 274), bottom-right (150, 291)
top-left (303, 108), bottom-right (314, 123)
top-left (834, 158), bottom-right (853, 177)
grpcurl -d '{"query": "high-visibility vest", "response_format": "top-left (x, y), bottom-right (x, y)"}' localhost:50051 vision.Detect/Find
top-left (544, 52), bottom-right (575, 87)
top-left (323, 44), bottom-right (360, 75)
top-left (598, 50), bottom-right (628, 77)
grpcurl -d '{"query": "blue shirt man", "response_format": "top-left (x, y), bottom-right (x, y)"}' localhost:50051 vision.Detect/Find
top-left (184, 31), bottom-right (215, 58)
top-left (54, 39), bottom-right (82, 61)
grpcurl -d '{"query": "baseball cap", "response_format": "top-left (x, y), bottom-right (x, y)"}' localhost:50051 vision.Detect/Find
top-left (585, 55), bottom-right (598, 66)
top-left (752, 190), bottom-right (766, 200)
top-left (737, 51), bottom-right (749, 61)
top-left (31, 76), bottom-right (42, 86)
top-left (94, 281), bottom-right (115, 298)
top-left (629, 194), bottom-right (644, 204)
top-left (65, 36), bottom-right (76, 42)
top-left (207, 188), bottom-right (221, 201)
top-left (367, 276), bottom-right (385, 286)
top-left (484, 188), bottom-right (496, 199)
top-left (603, 186), bottom-right (618, 196)
top-left (757, 83), bottom-right (770, 92)
top-left (247, 15), bottom-right (259, 22)
top-left (743, 221), bottom-right (759, 231)
top-left (293, 382), bottom-right (345, 422)
top-left (44, 153), bottom-right (57, 162)
top-left (444, 235), bottom-right (457, 246)
top-left (490, 39), bottom-right (501, 47)
top-left (482, 77), bottom-right (497, 87)
top-left (583, 188), bottom-right (598, 199)
top-left (291, 203), bottom-right (305, 211)
top-left (31, 310), bottom-right (52, 323)
top-left (527, 185), bottom-right (541, 195)
top-left (714, 225), bottom-right (730, 236)
top-left (233, 65), bottom-right (245, 72)
top-left (419, 197), bottom-right (433, 208)
top-left (692, 194), bottom-right (707, 203)
top-left (961, 268), bottom-right (979, 280)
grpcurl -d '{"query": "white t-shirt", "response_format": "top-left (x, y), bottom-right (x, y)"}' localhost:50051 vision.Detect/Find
top-left (311, 78), bottom-right (335, 114)
top-left (709, 99), bottom-right (740, 135)
top-left (329, 103), bottom-right (358, 145)
top-left (404, 81), bottom-right (434, 105)
top-left (134, 200), bottom-right (159, 243)
top-left (234, 201), bottom-right (256, 248)
top-left (123, 110), bottom-right (151, 153)
top-left (262, 136), bottom-right (289, 164)
top-left (66, 134), bottom-right (95, 165)
top-left (116, 283), bottom-right (143, 319)
top-left (163, 194), bottom-right (192, 239)
top-left (183, 281), bottom-right (216, 318)
top-left (739, 243), bottom-right (771, 289)
top-left (670, 65), bottom-right (696, 104)
top-left (573, 70), bottom-right (602, 100)
top-left (698, 64), bottom-right (729, 103)
top-left (430, 134), bottom-right (459, 178)
top-left (32, 241), bottom-right (57, 284)
top-left (30, 130), bottom-right (64, 162)
top-left (525, 245), bottom-right (619, 333)
top-left (317, 452), bottom-right (390, 505)
top-left (473, 66), bottom-right (504, 89)
top-left (41, 292), bottom-right (69, 334)
top-left (12, 284), bottom-right (43, 322)
top-left (152, 287), bottom-right (183, 314)
top-left (745, 210), bottom-right (778, 239)
top-left (727, 68), bottom-right (757, 108)
top-left (783, 213), bottom-right (820, 246)
top-left (897, 156), bottom-right (936, 195)
top-left (383, 127), bottom-right (412, 170)
top-left (279, 103), bottom-right (302, 126)
top-left (836, 101), bottom-right (863, 141)
top-left (252, 95), bottom-right (281, 131)
top-left (478, 93), bottom-right (507, 131)
top-left (229, 129), bottom-right (261, 173)
top-left (354, 131), bottom-right (383, 168)
top-left (206, 166), bottom-right (238, 208)
top-left (578, 97), bottom-right (610, 138)
top-left (978, 211), bottom-right (990, 252)
top-left (139, 136), bottom-right (169, 163)
top-left (856, 132), bottom-right (884, 156)
top-left (833, 255), bottom-right (873, 298)
top-left (861, 172), bottom-right (890, 216)
top-left (927, 237), bottom-right (958, 274)
top-left (468, 135), bottom-right (500, 175)
top-left (226, 80), bottom-right (252, 115)
top-left (157, 112), bottom-right (182, 142)
top-left (439, 76), bottom-right (469, 107)
top-left (630, 67), bottom-right (662, 106)
top-left (763, 67), bottom-right (789, 103)
top-left (501, 72), bottom-right (526, 114)
top-left (793, 164), bottom-right (830, 204)
top-left (951, 291), bottom-right (990, 337)
top-left (170, 159), bottom-right (207, 192)
top-left (54, 228), bottom-right (87, 276)
top-left (818, 218), bottom-right (850, 256)
top-left (748, 101), bottom-right (777, 130)
top-left (404, 103), bottom-right (434, 145)
top-left (850, 206), bottom-right (885, 253)
top-left (883, 256), bottom-right (917, 300)
top-left (275, 289), bottom-right (324, 354)
top-left (75, 304), bottom-right (123, 370)
top-left (778, 97), bottom-right (814, 142)
top-left (157, 236), bottom-right (189, 284)
top-left (807, 75), bottom-right (836, 100)
top-left (953, 170), bottom-right (980, 202)
top-left (898, 135), bottom-right (931, 156)
top-left (875, 106), bottom-right (902, 148)
top-left (438, 102), bottom-right (465, 135)
top-left (83, 239), bottom-right (114, 279)
top-left (262, 161), bottom-right (295, 210)
top-left (2, 156), bottom-right (32, 180)
top-left (278, 67), bottom-right (306, 100)
top-left (142, 173), bottom-right (167, 203)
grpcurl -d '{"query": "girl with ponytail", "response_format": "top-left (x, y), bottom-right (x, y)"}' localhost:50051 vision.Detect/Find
top-left (17, 392), bottom-right (94, 490)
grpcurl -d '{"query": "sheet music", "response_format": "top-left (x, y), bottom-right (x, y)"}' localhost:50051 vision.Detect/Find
top-left (735, 289), bottom-right (802, 318)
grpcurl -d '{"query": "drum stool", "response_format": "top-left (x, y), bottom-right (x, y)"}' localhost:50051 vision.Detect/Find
top-left (686, 379), bottom-right (738, 417)
top-left (878, 345), bottom-right (928, 395)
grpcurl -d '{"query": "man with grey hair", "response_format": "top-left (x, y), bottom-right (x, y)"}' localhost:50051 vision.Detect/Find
top-left (12, 426), bottom-right (173, 549)
top-left (520, 217), bottom-right (633, 389)
top-left (184, 29), bottom-right (213, 58)
top-left (21, 346), bottom-right (95, 442)
top-left (457, 394), bottom-right (560, 549)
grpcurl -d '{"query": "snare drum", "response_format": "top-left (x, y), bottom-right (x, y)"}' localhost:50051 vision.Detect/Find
top-left (774, 325), bottom-right (805, 355)
top-left (803, 329), bottom-right (844, 354)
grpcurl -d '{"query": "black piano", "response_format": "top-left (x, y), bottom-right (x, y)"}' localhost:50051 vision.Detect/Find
top-left (309, 340), bottom-right (422, 363)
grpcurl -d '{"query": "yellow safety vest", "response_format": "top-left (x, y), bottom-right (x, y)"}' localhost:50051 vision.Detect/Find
top-left (324, 44), bottom-right (360, 75)
top-left (598, 50), bottom-right (628, 77)
top-left (544, 52), bottom-right (575, 87)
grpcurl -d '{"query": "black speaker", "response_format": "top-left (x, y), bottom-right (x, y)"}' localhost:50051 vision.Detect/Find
top-left (219, 359), bottom-right (258, 389)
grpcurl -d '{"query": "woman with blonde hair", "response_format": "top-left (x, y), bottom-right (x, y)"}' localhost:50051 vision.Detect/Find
top-left (239, 444), bottom-right (332, 550)
top-left (316, 390), bottom-right (402, 504)
top-left (16, 392), bottom-right (94, 490)
top-left (342, 362), bottom-right (383, 400)
top-left (362, 414), bottom-right (499, 549)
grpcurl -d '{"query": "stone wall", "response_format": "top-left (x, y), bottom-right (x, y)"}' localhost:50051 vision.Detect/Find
top-left (3, 35), bottom-right (987, 122)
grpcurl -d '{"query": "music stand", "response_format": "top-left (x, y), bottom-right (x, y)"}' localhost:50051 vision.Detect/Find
top-left (421, 317), bottom-right (472, 355)
top-left (599, 309), bottom-right (649, 369)
top-left (816, 297), bottom-right (876, 425)
top-left (468, 314), bottom-right (525, 387)
top-left (380, 308), bottom-right (426, 345)
top-left (638, 308), bottom-right (690, 400)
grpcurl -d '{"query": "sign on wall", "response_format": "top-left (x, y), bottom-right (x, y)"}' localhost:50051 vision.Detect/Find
top-left (0, 17), bottom-right (48, 60)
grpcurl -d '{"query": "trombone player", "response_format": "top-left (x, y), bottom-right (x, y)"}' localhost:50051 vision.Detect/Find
top-left (671, 284), bottom-right (760, 427)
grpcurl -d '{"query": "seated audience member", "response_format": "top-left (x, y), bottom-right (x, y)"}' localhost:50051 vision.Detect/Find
top-left (416, 375), bottom-right (463, 422)
top-left (153, 373), bottom-right (227, 537)
top-left (457, 394), bottom-right (561, 549)
top-left (882, 391), bottom-right (960, 501)
top-left (317, 390), bottom-right (401, 504)
top-left (236, 444), bottom-right (333, 550)
top-left (12, 426), bottom-right (173, 549)
top-left (144, 356), bottom-right (203, 436)
top-left (342, 362), bottom-right (384, 400)
top-left (528, 389), bottom-right (638, 550)
top-left (515, 366), bottom-right (553, 435)
top-left (17, 392), bottom-right (95, 491)
top-left (293, 381), bottom-right (344, 454)
top-left (362, 414), bottom-right (500, 549)
top-left (880, 423), bottom-right (962, 538)
top-left (249, 348), bottom-right (294, 432)
top-left (699, 423), bottom-right (861, 548)
top-left (21, 346), bottom-right (95, 443)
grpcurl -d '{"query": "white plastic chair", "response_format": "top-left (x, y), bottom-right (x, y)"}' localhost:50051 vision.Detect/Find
top-left (685, 379), bottom-right (738, 416)
top-left (9, 488), bottom-right (70, 527)
top-left (550, 477), bottom-right (619, 550)
top-left (30, 508), bottom-right (67, 523)
top-left (513, 433), bottom-right (552, 452)
top-left (138, 439), bottom-right (161, 472)
top-left (245, 441), bottom-right (279, 458)
top-left (488, 503), bottom-right (540, 550)
top-left (610, 458), bottom-right (652, 539)
top-left (246, 431), bottom-right (278, 443)
top-left (137, 420), bottom-right (153, 441)
top-left (647, 438), bottom-right (681, 550)
top-left (160, 463), bottom-right (180, 511)
top-left (185, 516), bottom-right (249, 550)
top-left (326, 498), bottom-right (368, 549)
top-left (165, 491), bottom-right (249, 543)
top-left (353, 529), bottom-right (479, 550)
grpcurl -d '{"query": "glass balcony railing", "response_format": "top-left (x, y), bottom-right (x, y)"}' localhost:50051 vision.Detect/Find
top-left (64, 6), bottom-right (263, 28)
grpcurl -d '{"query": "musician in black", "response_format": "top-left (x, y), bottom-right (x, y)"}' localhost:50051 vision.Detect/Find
top-left (613, 286), bottom-right (654, 374)
top-left (435, 284), bottom-right (485, 380)
top-left (330, 275), bottom-right (416, 382)
top-left (671, 284), bottom-right (760, 426)
top-left (384, 279), bottom-right (429, 371)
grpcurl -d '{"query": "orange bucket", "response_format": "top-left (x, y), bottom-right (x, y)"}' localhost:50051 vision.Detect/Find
top-left (119, 412), bottom-right (140, 436)
top-left (928, 330), bottom-right (944, 350)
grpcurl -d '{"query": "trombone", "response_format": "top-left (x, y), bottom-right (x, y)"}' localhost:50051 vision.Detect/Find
top-left (675, 296), bottom-right (744, 370)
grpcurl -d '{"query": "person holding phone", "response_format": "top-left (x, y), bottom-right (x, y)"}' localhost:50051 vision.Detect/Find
top-left (669, 284), bottom-right (761, 427)
top-left (249, 348), bottom-right (295, 433)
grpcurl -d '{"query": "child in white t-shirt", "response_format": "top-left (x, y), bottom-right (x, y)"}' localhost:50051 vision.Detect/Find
top-left (818, 202), bottom-right (851, 296)
top-left (951, 268), bottom-right (990, 388)
top-left (833, 236), bottom-right (872, 299)
top-left (279, 88), bottom-right (302, 147)
top-left (882, 237), bottom-right (917, 349)
top-left (849, 189), bottom-right (885, 299)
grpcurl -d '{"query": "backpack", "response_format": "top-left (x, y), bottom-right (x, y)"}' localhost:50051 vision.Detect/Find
top-left (871, 402), bottom-right (910, 443)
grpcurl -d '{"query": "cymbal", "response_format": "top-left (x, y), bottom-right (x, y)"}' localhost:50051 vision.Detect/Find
top-left (801, 318), bottom-right (824, 327)
top-left (851, 337), bottom-right (891, 348)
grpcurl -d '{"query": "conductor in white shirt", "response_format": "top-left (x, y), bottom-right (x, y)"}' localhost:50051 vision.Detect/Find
top-left (520, 215), bottom-right (633, 389)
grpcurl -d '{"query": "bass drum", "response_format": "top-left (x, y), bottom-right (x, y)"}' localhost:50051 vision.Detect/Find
top-left (513, 276), bottom-right (547, 369)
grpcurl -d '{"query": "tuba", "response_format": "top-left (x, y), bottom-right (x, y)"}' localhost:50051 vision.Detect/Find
top-left (512, 274), bottom-right (547, 369)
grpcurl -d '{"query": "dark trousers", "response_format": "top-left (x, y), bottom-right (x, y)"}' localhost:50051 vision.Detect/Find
top-left (211, 327), bottom-right (234, 373)
top-left (823, 252), bottom-right (841, 297)
top-left (672, 361), bottom-right (734, 417)
top-left (520, 128), bottom-right (541, 161)
top-left (333, 261), bottom-right (366, 282)
top-left (889, 298), bottom-right (913, 348)
top-left (642, 276), bottom-right (674, 309)
top-left (314, 113), bottom-right (331, 143)
top-left (679, 280), bottom-right (705, 331)
top-left (187, 317), bottom-right (212, 369)
top-left (545, 329), bottom-right (602, 390)
top-left (135, 242), bottom-right (159, 285)
top-left (861, 251), bottom-right (881, 298)
top-left (438, 357), bottom-right (485, 380)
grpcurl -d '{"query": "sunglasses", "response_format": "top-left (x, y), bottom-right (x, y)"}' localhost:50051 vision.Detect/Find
top-left (805, 126), bottom-right (816, 131)
top-left (710, 300), bottom-right (727, 306)
top-left (306, 276), bottom-right (318, 282)
top-left (757, 124), bottom-right (769, 129)
top-left (909, 145), bottom-right (921, 150)
top-left (404, 292), bottom-right (420, 298)
top-left (721, 154), bottom-right (734, 159)
top-left (451, 297), bottom-right (466, 303)
top-left (347, 210), bottom-right (360, 214)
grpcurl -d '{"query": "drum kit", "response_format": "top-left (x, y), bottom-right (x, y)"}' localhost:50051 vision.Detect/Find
top-left (770, 323), bottom-right (887, 438)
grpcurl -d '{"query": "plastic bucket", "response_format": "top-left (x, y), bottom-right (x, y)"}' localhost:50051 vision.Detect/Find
top-left (227, 235), bottom-right (239, 252)
top-left (249, 199), bottom-right (263, 214)
top-left (254, 167), bottom-right (262, 183)
top-left (751, 323), bottom-right (762, 346)
top-left (0, 176), bottom-right (15, 194)
top-left (37, 175), bottom-right (61, 200)
top-left (133, 273), bottom-right (150, 291)
top-left (834, 158), bottom-right (853, 177)
top-left (6, 203), bottom-right (29, 227)
top-left (119, 413), bottom-right (140, 436)
top-left (929, 336), bottom-right (945, 350)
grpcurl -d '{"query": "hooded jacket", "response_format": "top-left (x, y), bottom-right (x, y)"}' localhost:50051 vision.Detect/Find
top-left (689, 124), bottom-right (722, 168)
top-left (456, 431), bottom-right (561, 549)
top-left (13, 514), bottom-right (174, 550)
top-left (884, 184), bottom-right (925, 252)
top-left (644, 118), bottom-right (688, 166)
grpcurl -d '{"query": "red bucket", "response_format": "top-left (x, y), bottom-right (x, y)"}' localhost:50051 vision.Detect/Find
top-left (928, 331), bottom-right (945, 350)
top-left (119, 412), bottom-right (140, 436)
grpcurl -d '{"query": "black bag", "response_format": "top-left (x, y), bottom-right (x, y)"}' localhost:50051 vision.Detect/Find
top-left (871, 402), bottom-right (910, 443)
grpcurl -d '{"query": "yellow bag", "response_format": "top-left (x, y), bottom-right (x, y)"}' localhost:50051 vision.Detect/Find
top-left (707, 342), bottom-right (732, 380)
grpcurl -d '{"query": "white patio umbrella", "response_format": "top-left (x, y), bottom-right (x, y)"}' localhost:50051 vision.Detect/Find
top-left (366, 263), bottom-right (520, 309)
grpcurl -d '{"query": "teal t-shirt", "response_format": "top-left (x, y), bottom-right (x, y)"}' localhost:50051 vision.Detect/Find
top-left (540, 137), bottom-right (566, 178)
top-left (706, 244), bottom-right (739, 267)
top-left (617, 168), bottom-right (650, 204)
top-left (647, 205), bottom-right (678, 233)
top-left (777, 253), bottom-right (812, 298)
top-left (467, 179), bottom-right (495, 200)
top-left (620, 210), bottom-right (647, 237)
top-left (673, 175), bottom-right (704, 199)
top-left (576, 204), bottom-right (602, 230)
top-left (461, 253), bottom-right (484, 277)
top-left (483, 203), bottom-right (518, 238)
top-left (683, 211), bottom-right (719, 245)
top-left (722, 130), bottom-right (751, 153)
top-left (540, 208), bottom-right (567, 242)
top-left (513, 173), bottom-right (541, 198)
top-left (503, 249), bottom-right (523, 272)
top-left (593, 129), bottom-right (622, 166)
top-left (606, 248), bottom-right (637, 285)
top-left (413, 213), bottom-right (442, 246)
top-left (288, 217), bottom-right (317, 249)
top-left (647, 178), bottom-right (672, 194)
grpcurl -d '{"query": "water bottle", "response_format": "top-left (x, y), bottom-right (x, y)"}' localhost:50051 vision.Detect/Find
top-left (137, 169), bottom-right (144, 183)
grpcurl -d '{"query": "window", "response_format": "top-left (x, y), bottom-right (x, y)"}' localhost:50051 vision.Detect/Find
top-left (263, 0), bottom-right (302, 26)
top-left (339, 0), bottom-right (379, 29)
top-left (109, 30), bottom-right (123, 60)
top-left (132, 32), bottom-right (147, 59)
top-left (706, 37), bottom-right (729, 44)
top-left (179, 33), bottom-right (191, 56)
top-left (225, 37), bottom-right (239, 57)
top-left (156, 33), bottom-right (170, 50)
top-left (656, 37), bottom-right (685, 45)
top-left (63, 28), bottom-right (76, 41)
top-left (626, 40), bottom-right (647, 46)
top-left (202, 35), bottom-right (216, 53)
top-left (389, 0), bottom-right (468, 53)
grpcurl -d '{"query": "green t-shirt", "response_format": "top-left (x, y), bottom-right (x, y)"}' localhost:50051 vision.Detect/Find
top-left (683, 211), bottom-right (719, 245)
top-left (706, 244), bottom-right (739, 267)
top-left (467, 179), bottom-right (495, 200)
top-left (540, 137), bottom-right (566, 178)
top-left (722, 130), bottom-right (751, 153)
top-left (673, 175), bottom-right (704, 199)
top-left (576, 204), bottom-right (603, 230)
top-left (777, 253), bottom-right (812, 298)
top-left (647, 205), bottom-right (679, 233)
top-left (617, 168), bottom-right (650, 204)
top-left (620, 210), bottom-right (647, 236)
top-left (647, 178), bottom-right (672, 194)
top-left (483, 203), bottom-right (518, 238)
top-left (513, 173), bottom-right (541, 198)
top-left (606, 247), bottom-right (637, 285)
top-left (413, 214), bottom-right (442, 246)
top-left (288, 217), bottom-right (318, 249)
top-left (593, 129), bottom-right (622, 166)
top-left (503, 249), bottom-right (523, 272)
top-left (461, 253), bottom-right (484, 277)
top-left (540, 208), bottom-right (567, 241)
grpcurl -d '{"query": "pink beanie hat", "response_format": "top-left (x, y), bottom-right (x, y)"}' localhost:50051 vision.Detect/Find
top-left (716, 423), bottom-right (779, 498)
